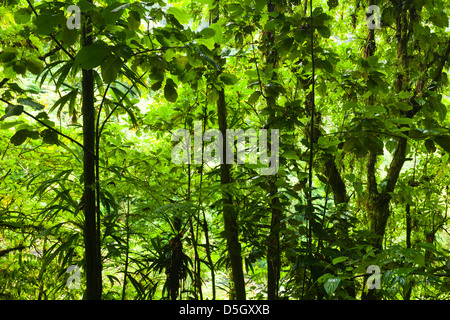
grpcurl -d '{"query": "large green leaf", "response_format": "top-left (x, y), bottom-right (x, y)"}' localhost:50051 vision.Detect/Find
top-left (17, 98), bottom-right (44, 110)
top-left (324, 276), bottom-right (341, 296)
top-left (127, 10), bottom-right (141, 30)
top-left (34, 12), bottom-right (64, 35)
top-left (14, 8), bottom-right (31, 24)
top-left (433, 135), bottom-right (450, 153)
top-left (167, 6), bottom-right (188, 24)
top-left (40, 128), bottom-right (59, 145)
top-left (25, 58), bottom-right (44, 75)
top-left (0, 51), bottom-right (16, 63)
top-left (75, 43), bottom-right (110, 69)
top-left (219, 73), bottom-right (238, 86)
top-left (164, 78), bottom-right (178, 102)
top-left (247, 91), bottom-right (261, 104)
top-left (1, 104), bottom-right (23, 121)
top-left (101, 55), bottom-right (123, 84)
top-left (199, 27), bottom-right (216, 39)
top-left (332, 256), bottom-right (348, 265)
top-left (10, 129), bottom-right (31, 146)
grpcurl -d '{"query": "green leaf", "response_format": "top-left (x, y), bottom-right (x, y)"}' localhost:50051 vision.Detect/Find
top-left (278, 38), bottom-right (294, 57)
top-left (327, 0), bottom-right (338, 9)
top-left (316, 58), bottom-right (333, 73)
top-left (0, 51), bottom-right (16, 63)
top-left (127, 10), bottom-right (141, 30)
top-left (432, 135), bottom-right (450, 153)
top-left (103, 3), bottom-right (128, 24)
top-left (219, 73), bottom-right (238, 86)
top-left (34, 12), bottom-right (64, 35)
top-left (247, 91), bottom-right (261, 104)
top-left (75, 43), bottom-right (110, 69)
top-left (13, 61), bottom-right (27, 75)
top-left (14, 8), bottom-right (31, 24)
top-left (0, 221), bottom-right (23, 228)
top-left (228, 3), bottom-right (244, 18)
top-left (207, 86), bottom-right (219, 103)
top-left (282, 149), bottom-right (299, 160)
top-left (367, 78), bottom-right (379, 93)
top-left (342, 101), bottom-right (358, 111)
top-left (10, 129), bottom-right (31, 146)
top-left (430, 12), bottom-right (448, 28)
top-left (164, 79), bottom-right (178, 103)
top-left (1, 104), bottom-right (23, 121)
top-left (310, 220), bottom-right (330, 240)
top-left (1, 121), bottom-right (21, 130)
top-left (167, 6), bottom-right (189, 24)
top-left (385, 139), bottom-right (397, 154)
top-left (62, 27), bottom-right (79, 47)
top-left (363, 136), bottom-right (384, 155)
top-left (324, 276), bottom-right (341, 295)
top-left (396, 101), bottom-right (412, 111)
top-left (25, 58), bottom-right (44, 75)
top-left (40, 129), bottom-right (59, 145)
top-left (199, 27), bottom-right (216, 39)
top-left (209, 23), bottom-right (224, 45)
top-left (416, 242), bottom-right (440, 255)
top-left (255, 0), bottom-right (267, 12)
top-left (101, 55), bottom-right (123, 84)
top-left (317, 26), bottom-right (331, 38)
top-left (17, 98), bottom-right (44, 110)
top-left (424, 139), bottom-right (436, 153)
top-left (151, 80), bottom-right (163, 91)
top-left (127, 274), bottom-right (145, 298)
top-left (332, 256), bottom-right (348, 265)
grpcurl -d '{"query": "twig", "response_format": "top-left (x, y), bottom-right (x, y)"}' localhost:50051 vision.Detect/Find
top-left (0, 96), bottom-right (94, 157)
top-left (0, 245), bottom-right (25, 257)
top-left (25, 0), bottom-right (75, 60)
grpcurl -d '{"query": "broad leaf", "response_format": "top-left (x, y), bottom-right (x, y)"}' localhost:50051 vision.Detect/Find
top-left (167, 7), bottom-right (189, 24)
top-left (164, 79), bottom-right (178, 102)
top-left (433, 135), bottom-right (450, 153)
top-left (40, 129), bottom-right (59, 145)
top-left (17, 98), bottom-right (44, 111)
top-left (219, 73), bottom-right (238, 86)
top-left (75, 43), bottom-right (110, 70)
top-left (1, 104), bottom-right (23, 121)
top-left (10, 129), bottom-right (31, 146)
top-left (324, 277), bottom-right (341, 295)
top-left (101, 55), bottom-right (123, 84)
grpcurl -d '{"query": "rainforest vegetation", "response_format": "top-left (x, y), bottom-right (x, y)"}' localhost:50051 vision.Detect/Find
top-left (0, 0), bottom-right (450, 300)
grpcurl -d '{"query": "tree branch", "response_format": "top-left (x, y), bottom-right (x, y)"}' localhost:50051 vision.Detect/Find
top-left (0, 245), bottom-right (25, 257)
top-left (25, 0), bottom-right (75, 60)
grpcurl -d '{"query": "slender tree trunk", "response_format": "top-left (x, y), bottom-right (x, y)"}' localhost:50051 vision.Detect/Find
top-left (267, 176), bottom-right (281, 300)
top-left (198, 113), bottom-right (216, 299)
top-left (82, 8), bottom-right (102, 300)
top-left (264, 0), bottom-right (282, 300)
top-left (208, 1), bottom-right (246, 300)
top-left (122, 200), bottom-right (130, 300)
top-left (217, 87), bottom-right (246, 300)
top-left (406, 203), bottom-right (411, 249)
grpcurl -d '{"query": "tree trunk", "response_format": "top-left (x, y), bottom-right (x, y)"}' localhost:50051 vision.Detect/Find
top-left (82, 8), bottom-right (102, 300)
top-left (122, 200), bottom-right (130, 300)
top-left (217, 88), bottom-right (246, 300)
top-left (267, 176), bottom-right (281, 300)
top-left (264, 0), bottom-right (282, 300)
top-left (406, 203), bottom-right (411, 249)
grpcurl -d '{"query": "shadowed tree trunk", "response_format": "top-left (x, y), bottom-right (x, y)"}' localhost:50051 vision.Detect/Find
top-left (264, 0), bottom-right (282, 301)
top-left (210, 1), bottom-right (246, 300)
top-left (217, 87), bottom-right (246, 300)
top-left (82, 5), bottom-right (102, 300)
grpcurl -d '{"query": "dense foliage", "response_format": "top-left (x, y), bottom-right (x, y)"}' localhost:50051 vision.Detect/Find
top-left (0, 0), bottom-right (449, 300)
